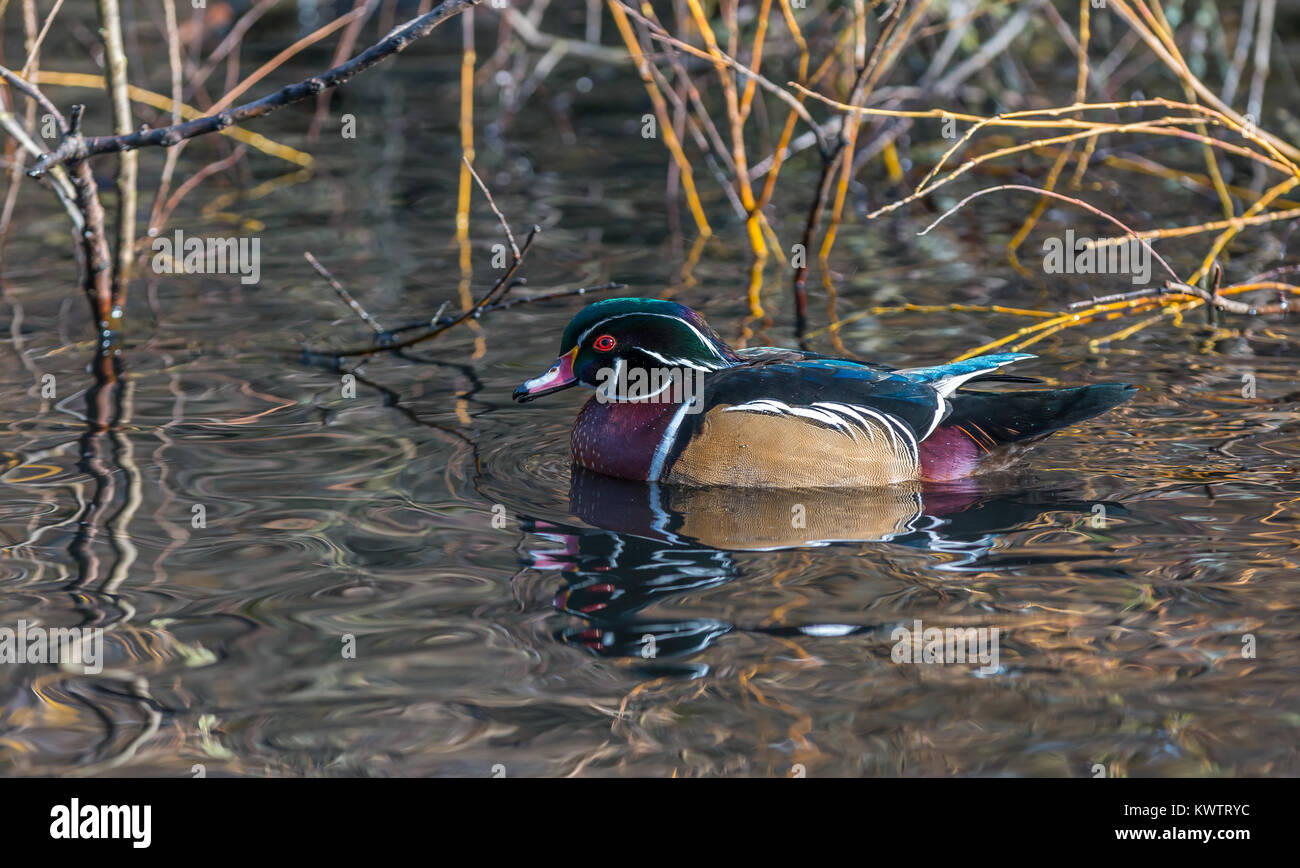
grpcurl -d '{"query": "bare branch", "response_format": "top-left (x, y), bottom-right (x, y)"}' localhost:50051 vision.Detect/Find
top-left (305, 252), bottom-right (387, 335)
top-left (463, 156), bottom-right (519, 259)
top-left (29, 0), bottom-right (481, 177)
top-left (319, 225), bottom-right (543, 359)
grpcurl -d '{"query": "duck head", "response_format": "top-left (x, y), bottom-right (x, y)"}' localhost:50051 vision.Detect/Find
top-left (512, 298), bottom-right (741, 402)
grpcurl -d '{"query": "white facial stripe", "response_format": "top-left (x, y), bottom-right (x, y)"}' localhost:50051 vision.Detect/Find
top-left (576, 312), bottom-right (729, 364)
top-left (602, 359), bottom-right (687, 402)
top-left (637, 348), bottom-right (714, 372)
top-left (641, 377), bottom-right (675, 400)
top-left (596, 357), bottom-right (625, 401)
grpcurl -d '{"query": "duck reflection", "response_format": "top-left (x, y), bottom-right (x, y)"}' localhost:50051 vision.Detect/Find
top-left (520, 467), bottom-right (1122, 672)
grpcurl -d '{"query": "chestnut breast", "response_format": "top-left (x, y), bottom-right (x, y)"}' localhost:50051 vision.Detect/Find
top-left (571, 395), bottom-right (682, 481)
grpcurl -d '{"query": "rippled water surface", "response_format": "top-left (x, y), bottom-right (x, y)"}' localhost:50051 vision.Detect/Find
top-left (2, 30), bottom-right (1299, 777)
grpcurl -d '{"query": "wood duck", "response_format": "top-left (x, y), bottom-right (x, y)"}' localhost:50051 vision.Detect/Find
top-left (513, 298), bottom-right (1135, 487)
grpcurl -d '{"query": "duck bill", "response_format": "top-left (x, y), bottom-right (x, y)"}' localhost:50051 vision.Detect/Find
top-left (514, 347), bottom-right (580, 402)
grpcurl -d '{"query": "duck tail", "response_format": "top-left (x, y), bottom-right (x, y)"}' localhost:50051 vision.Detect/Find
top-left (920, 383), bottom-right (1137, 481)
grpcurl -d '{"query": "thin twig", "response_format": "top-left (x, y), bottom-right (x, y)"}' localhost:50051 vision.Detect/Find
top-left (145, 0), bottom-right (185, 237)
top-left (473, 280), bottom-right (625, 313)
top-left (304, 251), bottom-right (387, 334)
top-left (0, 64), bottom-right (67, 132)
top-left (1067, 288), bottom-right (1163, 309)
top-left (918, 183), bottom-right (1180, 283)
top-left (0, 107), bottom-right (81, 229)
top-left (19, 0), bottom-right (64, 79)
top-left (96, 0), bottom-right (137, 306)
top-left (185, 0), bottom-right (281, 100)
top-left (612, 0), bottom-right (827, 150)
top-left (149, 145), bottom-right (248, 239)
top-left (0, 0), bottom-right (40, 239)
top-left (462, 155), bottom-right (519, 259)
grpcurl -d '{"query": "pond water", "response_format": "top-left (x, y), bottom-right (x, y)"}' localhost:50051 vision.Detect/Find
top-left (2, 16), bottom-right (1298, 777)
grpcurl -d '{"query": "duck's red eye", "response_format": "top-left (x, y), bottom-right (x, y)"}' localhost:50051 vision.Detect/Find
top-left (593, 334), bottom-right (616, 352)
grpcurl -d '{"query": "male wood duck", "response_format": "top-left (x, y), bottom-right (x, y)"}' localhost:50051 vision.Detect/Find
top-left (513, 298), bottom-right (1135, 487)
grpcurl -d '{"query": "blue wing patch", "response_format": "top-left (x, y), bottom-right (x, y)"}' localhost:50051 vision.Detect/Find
top-left (895, 353), bottom-right (1035, 397)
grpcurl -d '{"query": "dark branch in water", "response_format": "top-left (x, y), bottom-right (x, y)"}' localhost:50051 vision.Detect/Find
top-left (375, 281), bottom-right (628, 341)
top-left (301, 242), bottom-right (626, 368)
top-left (334, 223), bottom-right (541, 358)
top-left (28, 0), bottom-right (481, 177)
top-left (305, 162), bottom-right (624, 363)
